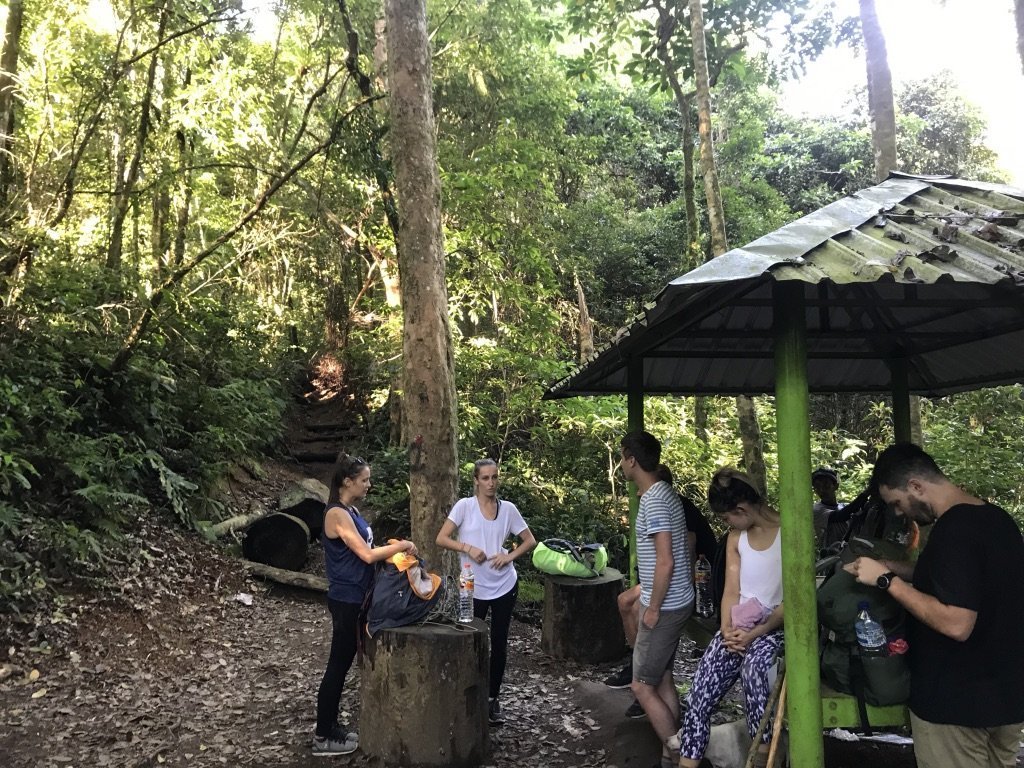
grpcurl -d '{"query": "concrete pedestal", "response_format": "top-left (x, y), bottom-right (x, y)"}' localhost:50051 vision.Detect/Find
top-left (360, 619), bottom-right (489, 767)
top-left (541, 567), bottom-right (626, 663)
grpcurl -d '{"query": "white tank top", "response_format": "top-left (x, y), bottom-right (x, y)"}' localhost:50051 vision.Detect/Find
top-left (738, 528), bottom-right (783, 609)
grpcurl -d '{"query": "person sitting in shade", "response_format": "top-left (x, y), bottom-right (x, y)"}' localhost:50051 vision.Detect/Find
top-left (812, 466), bottom-right (848, 556)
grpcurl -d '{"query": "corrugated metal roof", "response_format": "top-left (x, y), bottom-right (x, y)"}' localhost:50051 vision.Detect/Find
top-left (544, 174), bottom-right (1024, 399)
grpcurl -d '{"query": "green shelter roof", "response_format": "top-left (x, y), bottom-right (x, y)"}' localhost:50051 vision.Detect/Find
top-left (544, 174), bottom-right (1024, 399)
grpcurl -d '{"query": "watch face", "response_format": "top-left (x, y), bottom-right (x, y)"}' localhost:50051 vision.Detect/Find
top-left (877, 572), bottom-right (893, 590)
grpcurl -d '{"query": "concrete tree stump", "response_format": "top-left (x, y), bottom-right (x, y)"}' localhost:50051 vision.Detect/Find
top-left (360, 620), bottom-right (489, 767)
top-left (542, 567), bottom-right (626, 663)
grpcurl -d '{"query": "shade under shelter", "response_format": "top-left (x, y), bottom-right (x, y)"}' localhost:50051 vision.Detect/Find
top-left (542, 173), bottom-right (1024, 768)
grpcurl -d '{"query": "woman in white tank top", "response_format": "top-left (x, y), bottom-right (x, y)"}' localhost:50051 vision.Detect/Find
top-left (674, 467), bottom-right (784, 768)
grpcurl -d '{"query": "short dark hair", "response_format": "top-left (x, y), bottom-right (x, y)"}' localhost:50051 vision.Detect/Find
top-left (812, 466), bottom-right (838, 483)
top-left (329, 453), bottom-right (369, 503)
top-left (708, 467), bottom-right (763, 515)
top-left (871, 443), bottom-right (944, 491)
top-left (620, 431), bottom-right (661, 472)
top-left (473, 458), bottom-right (498, 478)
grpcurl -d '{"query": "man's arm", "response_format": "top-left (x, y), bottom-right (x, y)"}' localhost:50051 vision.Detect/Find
top-left (845, 557), bottom-right (977, 642)
top-left (641, 530), bottom-right (674, 628)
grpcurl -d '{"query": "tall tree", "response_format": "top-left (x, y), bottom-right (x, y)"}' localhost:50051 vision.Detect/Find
top-left (1016, 0), bottom-right (1024, 76)
top-left (0, 0), bottom-right (25, 209)
top-left (385, 0), bottom-right (458, 568)
top-left (858, 0), bottom-right (924, 444)
top-left (687, 0), bottom-right (766, 493)
top-left (858, 0), bottom-right (897, 179)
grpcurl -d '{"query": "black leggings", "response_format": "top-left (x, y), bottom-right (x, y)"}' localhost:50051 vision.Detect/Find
top-left (473, 582), bottom-right (518, 699)
top-left (316, 598), bottom-right (360, 737)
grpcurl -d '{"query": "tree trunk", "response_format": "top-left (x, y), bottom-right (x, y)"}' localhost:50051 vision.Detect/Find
top-left (688, 0), bottom-right (767, 493)
top-left (687, 0), bottom-right (728, 258)
top-left (107, 0), bottom-right (172, 272)
top-left (574, 270), bottom-right (595, 363)
top-left (242, 560), bottom-right (327, 592)
top-left (1017, 0), bottom-right (1024, 77)
top-left (0, 0), bottom-right (25, 209)
top-left (681, 94), bottom-right (700, 263)
top-left (652, 2), bottom-right (700, 264)
top-left (736, 394), bottom-right (767, 497)
top-left (859, 0), bottom-right (897, 180)
top-left (385, 0), bottom-right (458, 570)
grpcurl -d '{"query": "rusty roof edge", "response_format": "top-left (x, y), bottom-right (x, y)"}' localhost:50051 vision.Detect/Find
top-left (889, 171), bottom-right (1024, 199)
top-left (665, 178), bottom-right (930, 291)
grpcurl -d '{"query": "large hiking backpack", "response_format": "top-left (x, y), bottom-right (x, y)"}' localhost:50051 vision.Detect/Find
top-left (817, 536), bottom-right (911, 729)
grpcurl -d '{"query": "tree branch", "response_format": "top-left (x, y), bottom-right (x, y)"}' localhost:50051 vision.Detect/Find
top-left (109, 94), bottom-right (382, 372)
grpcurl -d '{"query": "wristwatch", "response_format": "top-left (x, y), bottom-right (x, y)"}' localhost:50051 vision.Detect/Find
top-left (876, 571), bottom-right (897, 590)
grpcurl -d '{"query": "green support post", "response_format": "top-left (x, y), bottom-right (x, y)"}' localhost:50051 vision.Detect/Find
top-left (627, 356), bottom-right (643, 586)
top-left (889, 357), bottom-right (913, 443)
top-left (773, 281), bottom-right (823, 768)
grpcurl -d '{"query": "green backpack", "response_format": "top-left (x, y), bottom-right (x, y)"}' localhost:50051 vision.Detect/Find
top-left (817, 537), bottom-right (911, 729)
top-left (532, 539), bottom-right (608, 578)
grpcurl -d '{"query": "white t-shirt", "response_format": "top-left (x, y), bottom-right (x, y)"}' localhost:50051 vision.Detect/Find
top-left (448, 496), bottom-right (529, 600)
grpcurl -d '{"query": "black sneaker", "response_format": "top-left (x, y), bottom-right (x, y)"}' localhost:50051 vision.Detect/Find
top-left (625, 699), bottom-right (646, 719)
top-left (603, 663), bottom-right (633, 689)
top-left (488, 697), bottom-right (505, 726)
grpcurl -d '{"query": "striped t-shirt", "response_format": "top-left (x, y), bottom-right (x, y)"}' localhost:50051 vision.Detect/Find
top-left (636, 480), bottom-right (694, 611)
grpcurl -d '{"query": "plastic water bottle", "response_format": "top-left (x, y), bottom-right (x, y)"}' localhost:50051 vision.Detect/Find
top-left (695, 554), bottom-right (714, 618)
top-left (854, 601), bottom-right (887, 656)
top-left (458, 563), bottom-right (475, 623)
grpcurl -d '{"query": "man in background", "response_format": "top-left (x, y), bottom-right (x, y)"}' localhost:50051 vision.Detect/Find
top-left (811, 466), bottom-right (847, 555)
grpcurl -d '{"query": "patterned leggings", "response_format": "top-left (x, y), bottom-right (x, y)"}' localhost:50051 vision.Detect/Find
top-left (679, 629), bottom-right (784, 760)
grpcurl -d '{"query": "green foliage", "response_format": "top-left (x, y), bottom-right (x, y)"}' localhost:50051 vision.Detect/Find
top-left (924, 388), bottom-right (1024, 524)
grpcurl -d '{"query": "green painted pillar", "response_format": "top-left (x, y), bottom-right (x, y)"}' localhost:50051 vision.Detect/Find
top-left (773, 281), bottom-right (823, 768)
top-left (889, 357), bottom-right (913, 443)
top-left (627, 356), bottom-right (643, 586)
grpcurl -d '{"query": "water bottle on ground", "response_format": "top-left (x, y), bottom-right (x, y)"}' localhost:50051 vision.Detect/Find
top-left (458, 562), bottom-right (475, 623)
top-left (854, 601), bottom-right (887, 656)
top-left (695, 554), bottom-right (714, 618)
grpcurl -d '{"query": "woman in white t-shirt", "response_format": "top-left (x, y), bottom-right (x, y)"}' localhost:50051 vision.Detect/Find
top-left (436, 459), bottom-right (536, 727)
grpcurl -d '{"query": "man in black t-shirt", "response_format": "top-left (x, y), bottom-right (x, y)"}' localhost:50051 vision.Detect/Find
top-left (846, 443), bottom-right (1024, 768)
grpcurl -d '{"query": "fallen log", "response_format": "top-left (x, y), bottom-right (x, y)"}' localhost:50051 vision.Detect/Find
top-left (242, 513), bottom-right (310, 570)
top-left (242, 560), bottom-right (327, 592)
top-left (210, 510), bottom-right (268, 538)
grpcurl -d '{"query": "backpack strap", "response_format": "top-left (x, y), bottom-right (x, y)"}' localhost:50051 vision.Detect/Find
top-left (848, 651), bottom-right (874, 736)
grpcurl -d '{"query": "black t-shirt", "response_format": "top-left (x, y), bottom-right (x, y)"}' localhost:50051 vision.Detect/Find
top-left (908, 502), bottom-right (1024, 726)
top-left (681, 496), bottom-right (717, 561)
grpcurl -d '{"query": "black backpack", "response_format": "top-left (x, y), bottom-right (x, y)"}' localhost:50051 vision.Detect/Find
top-left (365, 556), bottom-right (443, 637)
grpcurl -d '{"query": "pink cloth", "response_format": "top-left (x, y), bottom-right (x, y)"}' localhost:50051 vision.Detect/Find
top-left (730, 596), bottom-right (772, 630)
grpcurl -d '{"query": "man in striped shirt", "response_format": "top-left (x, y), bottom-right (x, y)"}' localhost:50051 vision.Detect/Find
top-left (620, 431), bottom-right (694, 765)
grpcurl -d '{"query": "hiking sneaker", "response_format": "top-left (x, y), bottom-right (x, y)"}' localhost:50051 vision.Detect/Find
top-left (312, 730), bottom-right (358, 757)
top-left (625, 698), bottom-right (646, 719)
top-left (488, 697), bottom-right (506, 726)
top-left (603, 662), bottom-right (633, 689)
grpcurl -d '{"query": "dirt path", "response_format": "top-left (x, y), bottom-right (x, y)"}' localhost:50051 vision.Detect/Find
top-left (0, 515), bottom-right (669, 768)
top-left (0, 515), bottom-right (930, 768)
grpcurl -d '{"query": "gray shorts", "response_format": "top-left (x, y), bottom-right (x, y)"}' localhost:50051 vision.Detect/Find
top-left (632, 603), bottom-right (693, 685)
